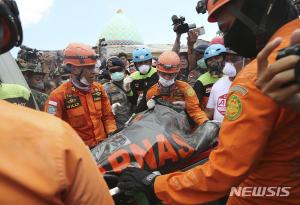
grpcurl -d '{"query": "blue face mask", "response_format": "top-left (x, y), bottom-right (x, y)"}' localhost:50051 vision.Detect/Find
top-left (111, 72), bottom-right (125, 82)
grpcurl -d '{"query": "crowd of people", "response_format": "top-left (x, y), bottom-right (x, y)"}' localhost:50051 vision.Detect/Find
top-left (1, 0), bottom-right (300, 204)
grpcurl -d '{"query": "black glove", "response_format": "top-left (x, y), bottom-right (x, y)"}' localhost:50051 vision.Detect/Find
top-left (117, 167), bottom-right (160, 203)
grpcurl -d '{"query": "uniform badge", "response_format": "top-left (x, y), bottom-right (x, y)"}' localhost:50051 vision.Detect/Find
top-left (64, 95), bottom-right (81, 110)
top-left (48, 105), bottom-right (57, 115)
top-left (225, 94), bottom-right (242, 121)
top-left (92, 90), bottom-right (102, 102)
top-left (229, 85), bottom-right (248, 96)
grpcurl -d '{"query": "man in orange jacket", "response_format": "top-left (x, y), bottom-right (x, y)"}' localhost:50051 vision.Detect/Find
top-left (145, 51), bottom-right (208, 126)
top-left (45, 43), bottom-right (117, 148)
top-left (0, 1), bottom-right (113, 204)
top-left (118, 0), bottom-right (300, 204)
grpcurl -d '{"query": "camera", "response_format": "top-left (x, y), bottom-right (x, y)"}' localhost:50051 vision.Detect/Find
top-left (171, 15), bottom-right (196, 34)
top-left (99, 38), bottom-right (107, 47)
top-left (196, 0), bottom-right (207, 14)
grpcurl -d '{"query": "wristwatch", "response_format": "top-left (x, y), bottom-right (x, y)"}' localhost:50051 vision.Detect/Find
top-left (142, 171), bottom-right (161, 186)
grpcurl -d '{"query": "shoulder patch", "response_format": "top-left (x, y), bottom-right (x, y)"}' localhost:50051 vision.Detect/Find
top-left (48, 100), bottom-right (57, 106)
top-left (225, 94), bottom-right (242, 121)
top-left (48, 105), bottom-right (57, 115)
top-left (186, 87), bottom-right (196, 97)
top-left (229, 85), bottom-right (248, 96)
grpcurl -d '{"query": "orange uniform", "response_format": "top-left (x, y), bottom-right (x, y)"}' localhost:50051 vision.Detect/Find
top-left (45, 81), bottom-right (117, 148)
top-left (146, 80), bottom-right (208, 125)
top-left (0, 100), bottom-right (114, 205)
top-left (154, 19), bottom-right (300, 205)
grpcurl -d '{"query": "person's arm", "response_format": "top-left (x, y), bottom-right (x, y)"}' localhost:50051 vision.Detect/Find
top-left (100, 85), bottom-right (117, 134)
top-left (184, 84), bottom-right (208, 125)
top-left (206, 87), bottom-right (216, 120)
top-left (187, 30), bottom-right (199, 71)
top-left (256, 31), bottom-right (300, 111)
top-left (205, 108), bottom-right (214, 120)
top-left (44, 92), bottom-right (63, 118)
top-left (154, 81), bottom-right (280, 204)
top-left (61, 122), bottom-right (114, 205)
top-left (172, 33), bottom-right (182, 54)
top-left (193, 80), bottom-right (205, 105)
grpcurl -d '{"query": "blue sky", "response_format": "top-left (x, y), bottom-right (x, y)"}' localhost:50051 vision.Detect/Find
top-left (13, 0), bottom-right (218, 56)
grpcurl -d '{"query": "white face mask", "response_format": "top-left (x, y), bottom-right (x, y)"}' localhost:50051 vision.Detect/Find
top-left (223, 62), bottom-right (237, 77)
top-left (159, 76), bottom-right (175, 87)
top-left (80, 76), bottom-right (91, 86)
top-left (138, 65), bottom-right (150, 74)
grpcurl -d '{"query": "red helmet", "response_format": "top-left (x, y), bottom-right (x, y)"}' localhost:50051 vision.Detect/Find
top-left (209, 36), bottom-right (224, 45)
top-left (157, 51), bottom-right (180, 74)
top-left (63, 43), bottom-right (97, 67)
top-left (207, 0), bottom-right (231, 23)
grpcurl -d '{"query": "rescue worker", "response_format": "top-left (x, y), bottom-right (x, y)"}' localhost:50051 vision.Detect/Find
top-left (45, 43), bottom-right (117, 148)
top-left (21, 63), bottom-right (48, 110)
top-left (118, 0), bottom-right (300, 204)
top-left (103, 57), bottom-right (133, 128)
top-left (145, 51), bottom-right (208, 126)
top-left (193, 44), bottom-right (226, 109)
top-left (0, 1), bottom-right (113, 204)
top-left (123, 47), bottom-right (158, 112)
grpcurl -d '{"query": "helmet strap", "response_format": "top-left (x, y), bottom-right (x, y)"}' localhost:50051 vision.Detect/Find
top-left (76, 67), bottom-right (84, 82)
top-left (227, 0), bottom-right (276, 37)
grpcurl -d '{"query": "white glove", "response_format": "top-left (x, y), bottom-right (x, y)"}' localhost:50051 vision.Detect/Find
top-left (172, 101), bottom-right (186, 108)
top-left (123, 76), bottom-right (133, 92)
top-left (147, 99), bottom-right (156, 109)
top-left (111, 103), bottom-right (121, 115)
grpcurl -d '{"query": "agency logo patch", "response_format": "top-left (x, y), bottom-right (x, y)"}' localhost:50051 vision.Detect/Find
top-left (225, 94), bottom-right (242, 121)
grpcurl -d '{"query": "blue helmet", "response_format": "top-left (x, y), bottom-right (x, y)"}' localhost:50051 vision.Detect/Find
top-left (204, 44), bottom-right (226, 60)
top-left (132, 48), bottom-right (153, 63)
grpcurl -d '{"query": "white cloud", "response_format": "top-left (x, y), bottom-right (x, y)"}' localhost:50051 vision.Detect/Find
top-left (17, 0), bottom-right (54, 27)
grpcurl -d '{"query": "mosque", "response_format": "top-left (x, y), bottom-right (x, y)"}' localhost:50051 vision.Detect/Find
top-left (97, 9), bottom-right (177, 59)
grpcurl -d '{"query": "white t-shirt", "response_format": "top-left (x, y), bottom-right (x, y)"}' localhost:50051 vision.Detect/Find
top-left (206, 76), bottom-right (232, 122)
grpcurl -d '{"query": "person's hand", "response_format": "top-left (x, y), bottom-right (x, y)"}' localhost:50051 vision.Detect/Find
top-left (187, 29), bottom-right (199, 47)
top-left (117, 167), bottom-right (160, 203)
top-left (123, 76), bottom-right (133, 92)
top-left (111, 103), bottom-right (121, 115)
top-left (147, 99), bottom-right (156, 109)
top-left (256, 29), bottom-right (300, 111)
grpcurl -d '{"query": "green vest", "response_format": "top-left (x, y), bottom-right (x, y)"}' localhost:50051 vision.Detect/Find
top-left (130, 67), bottom-right (157, 80)
top-left (0, 83), bottom-right (31, 100)
top-left (197, 72), bottom-right (220, 86)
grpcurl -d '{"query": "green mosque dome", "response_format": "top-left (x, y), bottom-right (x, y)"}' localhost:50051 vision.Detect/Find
top-left (100, 10), bottom-right (143, 45)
